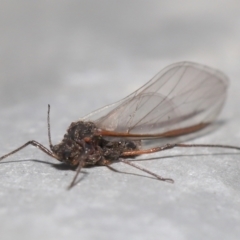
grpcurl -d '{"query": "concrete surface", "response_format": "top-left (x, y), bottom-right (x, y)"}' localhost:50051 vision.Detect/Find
top-left (0, 1), bottom-right (240, 240)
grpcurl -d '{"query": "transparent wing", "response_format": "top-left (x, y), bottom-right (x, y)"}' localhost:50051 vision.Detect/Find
top-left (82, 62), bottom-right (228, 139)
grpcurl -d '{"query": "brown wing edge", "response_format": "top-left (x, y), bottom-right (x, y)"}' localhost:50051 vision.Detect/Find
top-left (96, 122), bottom-right (210, 139)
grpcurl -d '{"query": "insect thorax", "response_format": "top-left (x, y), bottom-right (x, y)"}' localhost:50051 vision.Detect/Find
top-left (51, 121), bottom-right (140, 167)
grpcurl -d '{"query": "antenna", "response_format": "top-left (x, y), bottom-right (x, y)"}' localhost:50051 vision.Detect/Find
top-left (47, 104), bottom-right (53, 149)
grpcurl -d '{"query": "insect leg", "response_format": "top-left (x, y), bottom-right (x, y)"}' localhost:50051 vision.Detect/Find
top-left (121, 143), bottom-right (240, 157)
top-left (119, 158), bottom-right (174, 183)
top-left (67, 156), bottom-right (87, 190)
top-left (121, 144), bottom-right (176, 156)
top-left (174, 143), bottom-right (240, 150)
top-left (68, 163), bottom-right (83, 190)
top-left (0, 140), bottom-right (57, 161)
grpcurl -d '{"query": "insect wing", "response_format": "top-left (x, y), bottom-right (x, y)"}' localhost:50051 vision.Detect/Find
top-left (82, 62), bottom-right (228, 140)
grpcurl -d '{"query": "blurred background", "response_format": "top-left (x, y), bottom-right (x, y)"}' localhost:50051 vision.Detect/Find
top-left (1, 1), bottom-right (240, 240)
top-left (1, 0), bottom-right (239, 110)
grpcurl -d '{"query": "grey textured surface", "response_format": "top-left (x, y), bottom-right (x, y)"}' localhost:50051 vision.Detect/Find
top-left (0, 1), bottom-right (240, 240)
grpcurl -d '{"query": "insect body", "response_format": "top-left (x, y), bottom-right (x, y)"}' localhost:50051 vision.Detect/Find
top-left (1, 62), bottom-right (240, 188)
top-left (51, 120), bottom-right (140, 167)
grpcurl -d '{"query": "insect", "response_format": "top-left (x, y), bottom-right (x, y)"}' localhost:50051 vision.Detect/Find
top-left (1, 61), bottom-right (240, 189)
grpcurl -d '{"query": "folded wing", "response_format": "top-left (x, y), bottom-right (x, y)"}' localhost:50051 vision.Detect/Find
top-left (82, 62), bottom-right (228, 140)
